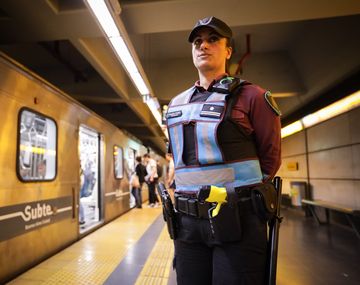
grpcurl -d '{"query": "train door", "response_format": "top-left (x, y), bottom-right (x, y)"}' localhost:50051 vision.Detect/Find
top-left (78, 125), bottom-right (102, 233)
top-left (128, 148), bottom-right (137, 208)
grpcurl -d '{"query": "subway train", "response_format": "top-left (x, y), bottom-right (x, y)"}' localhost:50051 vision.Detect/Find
top-left (0, 52), bottom-right (163, 283)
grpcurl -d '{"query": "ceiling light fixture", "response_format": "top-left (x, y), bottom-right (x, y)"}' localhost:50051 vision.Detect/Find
top-left (282, 90), bottom-right (360, 138)
top-left (85, 0), bottom-right (166, 138)
top-left (281, 121), bottom-right (303, 138)
top-left (86, 0), bottom-right (119, 38)
top-left (301, 90), bottom-right (360, 128)
top-left (86, 0), bottom-right (149, 96)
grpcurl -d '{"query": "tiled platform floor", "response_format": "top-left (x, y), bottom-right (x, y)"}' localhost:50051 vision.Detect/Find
top-left (8, 204), bottom-right (165, 285)
top-left (7, 205), bottom-right (360, 285)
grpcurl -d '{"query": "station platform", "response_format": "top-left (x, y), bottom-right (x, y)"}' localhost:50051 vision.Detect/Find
top-left (7, 205), bottom-right (360, 285)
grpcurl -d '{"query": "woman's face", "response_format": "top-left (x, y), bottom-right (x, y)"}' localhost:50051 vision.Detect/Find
top-left (192, 27), bottom-right (232, 74)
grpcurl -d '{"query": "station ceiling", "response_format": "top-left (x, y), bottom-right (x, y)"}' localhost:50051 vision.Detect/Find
top-left (1, 0), bottom-right (360, 154)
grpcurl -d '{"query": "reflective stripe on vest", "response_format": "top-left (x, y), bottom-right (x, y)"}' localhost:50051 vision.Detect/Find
top-left (168, 124), bottom-right (185, 168)
top-left (174, 160), bottom-right (263, 192)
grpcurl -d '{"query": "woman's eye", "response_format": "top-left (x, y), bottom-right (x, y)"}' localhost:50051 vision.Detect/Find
top-left (209, 36), bottom-right (219, 43)
top-left (193, 39), bottom-right (202, 46)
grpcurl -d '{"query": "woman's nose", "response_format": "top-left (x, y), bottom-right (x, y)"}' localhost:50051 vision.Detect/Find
top-left (200, 40), bottom-right (209, 50)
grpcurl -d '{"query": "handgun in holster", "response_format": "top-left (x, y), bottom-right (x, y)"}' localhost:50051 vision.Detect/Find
top-left (157, 183), bottom-right (177, 239)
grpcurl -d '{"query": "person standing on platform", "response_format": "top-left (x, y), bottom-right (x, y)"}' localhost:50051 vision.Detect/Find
top-left (165, 153), bottom-right (175, 192)
top-left (143, 153), bottom-right (160, 207)
top-left (165, 16), bottom-right (281, 285)
top-left (132, 156), bottom-right (147, 208)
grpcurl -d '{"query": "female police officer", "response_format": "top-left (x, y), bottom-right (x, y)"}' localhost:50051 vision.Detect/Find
top-left (166, 16), bottom-right (281, 284)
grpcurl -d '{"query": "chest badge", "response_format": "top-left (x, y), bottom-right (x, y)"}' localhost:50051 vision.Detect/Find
top-left (200, 104), bottom-right (224, 118)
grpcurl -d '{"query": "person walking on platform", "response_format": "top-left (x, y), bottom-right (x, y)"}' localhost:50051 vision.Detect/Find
top-left (143, 153), bottom-right (160, 207)
top-left (165, 16), bottom-right (281, 285)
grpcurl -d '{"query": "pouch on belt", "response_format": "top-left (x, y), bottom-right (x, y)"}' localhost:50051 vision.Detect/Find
top-left (251, 182), bottom-right (278, 222)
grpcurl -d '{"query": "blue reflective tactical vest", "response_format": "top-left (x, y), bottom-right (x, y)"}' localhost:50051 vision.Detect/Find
top-left (167, 78), bottom-right (263, 194)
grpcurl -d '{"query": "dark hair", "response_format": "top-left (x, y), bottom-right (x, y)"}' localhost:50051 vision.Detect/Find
top-left (136, 156), bottom-right (142, 163)
top-left (143, 153), bottom-right (150, 158)
top-left (225, 38), bottom-right (232, 73)
top-left (225, 37), bottom-right (231, 48)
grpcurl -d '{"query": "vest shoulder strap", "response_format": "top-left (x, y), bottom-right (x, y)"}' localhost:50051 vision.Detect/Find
top-left (169, 86), bottom-right (196, 106)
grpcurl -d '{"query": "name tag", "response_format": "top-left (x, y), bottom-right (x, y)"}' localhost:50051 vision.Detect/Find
top-left (167, 110), bottom-right (182, 119)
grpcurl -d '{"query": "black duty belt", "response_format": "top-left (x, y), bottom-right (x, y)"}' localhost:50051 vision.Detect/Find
top-left (175, 189), bottom-right (252, 219)
top-left (175, 195), bottom-right (211, 219)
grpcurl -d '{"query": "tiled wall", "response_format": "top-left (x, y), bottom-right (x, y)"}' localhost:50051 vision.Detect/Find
top-left (278, 107), bottom-right (360, 209)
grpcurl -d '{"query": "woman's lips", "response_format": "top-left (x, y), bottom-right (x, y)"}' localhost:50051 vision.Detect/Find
top-left (198, 53), bottom-right (210, 58)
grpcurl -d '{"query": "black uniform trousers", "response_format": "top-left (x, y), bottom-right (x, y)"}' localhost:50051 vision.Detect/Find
top-left (174, 199), bottom-right (267, 285)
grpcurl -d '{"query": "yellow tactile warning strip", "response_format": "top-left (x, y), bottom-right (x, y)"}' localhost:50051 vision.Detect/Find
top-left (7, 205), bottom-right (163, 285)
top-left (135, 226), bottom-right (175, 285)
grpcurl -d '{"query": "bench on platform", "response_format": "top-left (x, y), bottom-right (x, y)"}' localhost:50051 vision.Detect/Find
top-left (301, 199), bottom-right (360, 239)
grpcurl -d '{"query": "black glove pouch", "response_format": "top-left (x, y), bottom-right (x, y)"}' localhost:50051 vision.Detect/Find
top-left (251, 183), bottom-right (277, 222)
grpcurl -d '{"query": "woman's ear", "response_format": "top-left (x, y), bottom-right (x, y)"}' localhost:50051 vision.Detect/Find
top-left (226, 46), bottom-right (233, 60)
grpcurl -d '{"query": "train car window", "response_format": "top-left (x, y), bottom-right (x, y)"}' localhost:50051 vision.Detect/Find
top-left (17, 109), bottom-right (57, 181)
top-left (128, 148), bottom-right (137, 174)
top-left (113, 145), bottom-right (124, 179)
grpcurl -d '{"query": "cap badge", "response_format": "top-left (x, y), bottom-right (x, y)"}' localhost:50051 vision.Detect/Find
top-left (199, 17), bottom-right (212, 25)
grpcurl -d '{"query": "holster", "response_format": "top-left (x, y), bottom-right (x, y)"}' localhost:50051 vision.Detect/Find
top-left (211, 203), bottom-right (242, 241)
top-left (157, 183), bottom-right (177, 239)
top-left (163, 207), bottom-right (177, 240)
top-left (251, 182), bottom-right (278, 222)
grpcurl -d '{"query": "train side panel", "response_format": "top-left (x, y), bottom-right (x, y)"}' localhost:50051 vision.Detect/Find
top-left (0, 54), bottom-right (146, 282)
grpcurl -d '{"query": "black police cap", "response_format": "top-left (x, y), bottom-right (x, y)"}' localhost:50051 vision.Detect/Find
top-left (188, 16), bottom-right (232, 43)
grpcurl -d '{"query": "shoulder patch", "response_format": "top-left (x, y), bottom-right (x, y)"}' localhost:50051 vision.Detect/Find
top-left (264, 91), bottom-right (281, 116)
